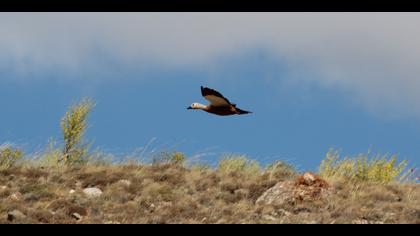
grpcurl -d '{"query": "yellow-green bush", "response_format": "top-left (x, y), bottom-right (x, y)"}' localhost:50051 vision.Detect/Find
top-left (40, 138), bottom-right (65, 167)
top-left (218, 155), bottom-right (261, 176)
top-left (152, 151), bottom-right (186, 166)
top-left (319, 149), bottom-right (409, 184)
top-left (60, 98), bottom-right (95, 165)
top-left (265, 160), bottom-right (296, 179)
top-left (169, 152), bottom-right (186, 165)
top-left (0, 144), bottom-right (23, 169)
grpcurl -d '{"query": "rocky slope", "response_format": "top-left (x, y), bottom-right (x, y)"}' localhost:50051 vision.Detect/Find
top-left (1, 164), bottom-right (419, 224)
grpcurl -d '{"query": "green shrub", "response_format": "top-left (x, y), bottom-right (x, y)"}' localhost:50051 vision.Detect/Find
top-left (0, 144), bottom-right (23, 168)
top-left (60, 98), bottom-right (95, 166)
top-left (319, 149), bottom-right (409, 184)
top-left (218, 155), bottom-right (261, 176)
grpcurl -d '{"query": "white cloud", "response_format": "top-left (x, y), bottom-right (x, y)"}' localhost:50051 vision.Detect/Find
top-left (1, 12), bottom-right (420, 118)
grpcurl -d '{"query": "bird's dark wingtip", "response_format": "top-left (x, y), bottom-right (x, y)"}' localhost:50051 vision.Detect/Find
top-left (237, 109), bottom-right (252, 115)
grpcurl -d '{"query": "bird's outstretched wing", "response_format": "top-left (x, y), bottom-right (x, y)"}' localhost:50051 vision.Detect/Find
top-left (201, 86), bottom-right (232, 107)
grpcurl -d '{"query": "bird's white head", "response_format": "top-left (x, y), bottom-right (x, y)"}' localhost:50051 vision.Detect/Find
top-left (187, 103), bottom-right (206, 110)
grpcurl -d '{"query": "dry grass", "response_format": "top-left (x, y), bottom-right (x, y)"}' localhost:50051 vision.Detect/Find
top-left (0, 162), bottom-right (418, 224)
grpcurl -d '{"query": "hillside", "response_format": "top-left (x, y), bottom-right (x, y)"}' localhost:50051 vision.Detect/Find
top-left (1, 99), bottom-right (419, 224)
top-left (1, 161), bottom-right (419, 224)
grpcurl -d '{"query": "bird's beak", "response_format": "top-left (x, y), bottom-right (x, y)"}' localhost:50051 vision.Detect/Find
top-left (187, 106), bottom-right (192, 110)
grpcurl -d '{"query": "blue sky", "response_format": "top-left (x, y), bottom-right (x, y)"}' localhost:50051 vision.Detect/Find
top-left (1, 13), bottom-right (420, 171)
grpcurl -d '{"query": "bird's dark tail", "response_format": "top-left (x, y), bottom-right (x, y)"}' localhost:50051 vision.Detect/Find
top-left (236, 108), bottom-right (252, 115)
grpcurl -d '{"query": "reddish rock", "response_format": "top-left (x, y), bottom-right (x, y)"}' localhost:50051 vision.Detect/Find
top-left (7, 210), bottom-right (26, 221)
top-left (256, 173), bottom-right (333, 206)
top-left (7, 192), bottom-right (22, 202)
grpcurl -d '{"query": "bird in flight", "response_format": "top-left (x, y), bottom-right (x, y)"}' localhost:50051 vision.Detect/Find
top-left (187, 86), bottom-right (252, 116)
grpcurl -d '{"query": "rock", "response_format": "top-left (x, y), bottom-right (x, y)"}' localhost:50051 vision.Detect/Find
top-left (75, 181), bottom-right (83, 189)
top-left (297, 172), bottom-right (329, 188)
top-left (277, 209), bottom-right (292, 217)
top-left (118, 179), bottom-right (131, 187)
top-left (71, 213), bottom-right (83, 221)
top-left (7, 210), bottom-right (26, 221)
top-left (256, 181), bottom-right (296, 205)
top-left (302, 173), bottom-right (316, 185)
top-left (1, 186), bottom-right (6, 190)
top-left (7, 192), bottom-right (22, 202)
top-left (69, 189), bottom-right (76, 194)
top-left (83, 187), bottom-right (103, 198)
top-left (68, 206), bottom-right (88, 217)
top-left (262, 215), bottom-right (277, 221)
top-left (234, 189), bottom-right (250, 198)
top-left (105, 221), bottom-right (121, 224)
top-left (256, 174), bottom-right (333, 206)
top-left (160, 201), bottom-right (173, 208)
top-left (352, 219), bottom-right (384, 224)
top-left (352, 219), bottom-right (369, 224)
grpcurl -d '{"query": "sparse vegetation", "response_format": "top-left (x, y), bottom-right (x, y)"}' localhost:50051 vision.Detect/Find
top-left (319, 149), bottom-right (410, 184)
top-left (0, 158), bottom-right (418, 224)
top-left (0, 144), bottom-right (23, 169)
top-left (265, 160), bottom-right (297, 180)
top-left (153, 151), bottom-right (186, 166)
top-left (41, 139), bottom-right (64, 167)
top-left (218, 155), bottom-right (261, 177)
